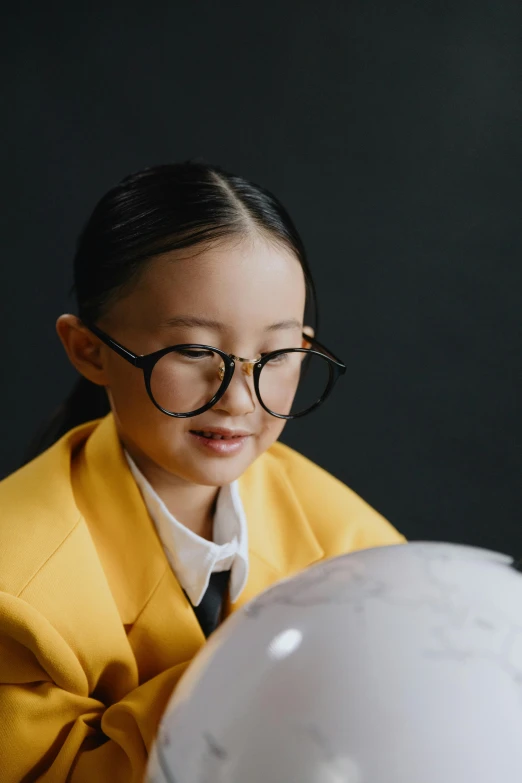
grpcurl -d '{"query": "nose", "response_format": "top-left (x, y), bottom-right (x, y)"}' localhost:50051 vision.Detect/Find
top-left (214, 358), bottom-right (258, 416)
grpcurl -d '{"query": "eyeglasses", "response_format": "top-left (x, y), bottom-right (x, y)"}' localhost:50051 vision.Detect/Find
top-left (83, 321), bottom-right (346, 420)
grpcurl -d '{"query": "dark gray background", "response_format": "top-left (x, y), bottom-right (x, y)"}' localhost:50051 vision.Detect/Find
top-left (2, 2), bottom-right (521, 554)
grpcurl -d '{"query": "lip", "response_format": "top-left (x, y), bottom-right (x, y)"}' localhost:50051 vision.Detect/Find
top-left (188, 426), bottom-right (252, 456)
top-left (189, 427), bottom-right (253, 438)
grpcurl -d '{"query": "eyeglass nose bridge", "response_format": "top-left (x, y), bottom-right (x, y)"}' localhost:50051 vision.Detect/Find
top-left (217, 353), bottom-right (262, 382)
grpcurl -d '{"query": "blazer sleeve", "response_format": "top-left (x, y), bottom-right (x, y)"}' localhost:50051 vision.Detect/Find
top-left (0, 592), bottom-right (185, 783)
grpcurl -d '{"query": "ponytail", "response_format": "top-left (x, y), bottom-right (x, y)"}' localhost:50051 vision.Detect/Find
top-left (23, 378), bottom-right (110, 464)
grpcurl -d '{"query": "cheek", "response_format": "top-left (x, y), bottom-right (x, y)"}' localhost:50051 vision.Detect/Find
top-left (105, 362), bottom-right (184, 450)
top-left (110, 394), bottom-right (190, 476)
top-left (257, 412), bottom-right (287, 449)
top-left (105, 361), bottom-right (149, 415)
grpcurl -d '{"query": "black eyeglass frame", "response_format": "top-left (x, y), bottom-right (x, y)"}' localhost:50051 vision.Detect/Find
top-left (83, 321), bottom-right (346, 420)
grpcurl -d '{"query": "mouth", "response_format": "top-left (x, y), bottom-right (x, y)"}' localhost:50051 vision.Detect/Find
top-left (188, 428), bottom-right (252, 456)
top-left (189, 429), bottom-right (252, 440)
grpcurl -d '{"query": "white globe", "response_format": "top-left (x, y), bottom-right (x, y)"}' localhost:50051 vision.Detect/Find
top-left (146, 542), bottom-right (522, 783)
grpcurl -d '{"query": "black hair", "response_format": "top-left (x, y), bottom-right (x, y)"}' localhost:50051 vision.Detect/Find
top-left (25, 160), bottom-right (318, 461)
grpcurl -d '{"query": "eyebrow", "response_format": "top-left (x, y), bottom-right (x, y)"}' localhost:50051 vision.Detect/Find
top-left (163, 316), bottom-right (302, 332)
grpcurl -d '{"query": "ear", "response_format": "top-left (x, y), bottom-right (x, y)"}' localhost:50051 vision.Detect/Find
top-left (56, 315), bottom-right (109, 386)
top-left (302, 324), bottom-right (315, 349)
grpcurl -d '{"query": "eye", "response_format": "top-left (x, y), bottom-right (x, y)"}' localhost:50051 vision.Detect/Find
top-left (177, 348), bottom-right (215, 359)
top-left (262, 351), bottom-right (289, 364)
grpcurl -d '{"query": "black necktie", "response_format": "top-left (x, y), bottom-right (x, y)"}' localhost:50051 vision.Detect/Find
top-left (188, 570), bottom-right (231, 638)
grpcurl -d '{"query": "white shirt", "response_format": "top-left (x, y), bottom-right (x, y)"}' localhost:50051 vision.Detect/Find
top-left (124, 451), bottom-right (249, 607)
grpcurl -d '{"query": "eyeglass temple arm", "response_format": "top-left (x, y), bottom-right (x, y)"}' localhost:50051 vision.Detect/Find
top-left (83, 321), bottom-right (140, 366)
top-left (303, 332), bottom-right (346, 369)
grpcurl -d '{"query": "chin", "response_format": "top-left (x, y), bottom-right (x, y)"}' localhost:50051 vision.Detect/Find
top-left (182, 454), bottom-right (255, 487)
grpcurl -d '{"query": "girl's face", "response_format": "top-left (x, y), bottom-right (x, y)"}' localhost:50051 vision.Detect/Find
top-left (98, 234), bottom-right (308, 487)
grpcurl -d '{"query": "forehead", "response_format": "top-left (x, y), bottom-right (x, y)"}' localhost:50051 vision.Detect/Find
top-left (113, 235), bottom-right (306, 330)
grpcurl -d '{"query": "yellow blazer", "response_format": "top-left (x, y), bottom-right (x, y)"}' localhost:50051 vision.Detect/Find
top-left (0, 414), bottom-right (404, 782)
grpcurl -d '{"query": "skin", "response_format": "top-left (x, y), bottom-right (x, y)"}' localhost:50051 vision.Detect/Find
top-left (57, 232), bottom-right (313, 540)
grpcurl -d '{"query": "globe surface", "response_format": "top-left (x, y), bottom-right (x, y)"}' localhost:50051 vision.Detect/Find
top-left (146, 542), bottom-right (522, 783)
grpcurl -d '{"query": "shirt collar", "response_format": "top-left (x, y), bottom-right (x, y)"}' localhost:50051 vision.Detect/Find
top-left (124, 451), bottom-right (249, 607)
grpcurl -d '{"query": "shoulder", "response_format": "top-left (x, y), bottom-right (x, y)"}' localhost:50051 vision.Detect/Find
top-left (0, 421), bottom-right (98, 594)
top-left (264, 441), bottom-right (405, 554)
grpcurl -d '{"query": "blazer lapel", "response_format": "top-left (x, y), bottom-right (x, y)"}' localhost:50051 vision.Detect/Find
top-left (70, 415), bottom-right (205, 677)
top-left (231, 449), bottom-right (324, 612)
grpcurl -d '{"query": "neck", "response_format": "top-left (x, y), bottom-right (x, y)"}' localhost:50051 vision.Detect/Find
top-left (158, 480), bottom-right (218, 541)
top-left (124, 447), bottom-right (220, 541)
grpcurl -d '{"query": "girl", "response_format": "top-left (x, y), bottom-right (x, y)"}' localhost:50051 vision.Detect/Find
top-left (0, 162), bottom-right (404, 782)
